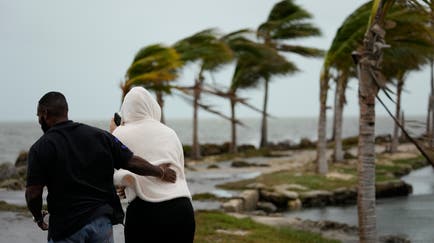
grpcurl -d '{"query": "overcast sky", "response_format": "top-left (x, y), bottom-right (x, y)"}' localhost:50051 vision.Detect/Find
top-left (0, 0), bottom-right (430, 122)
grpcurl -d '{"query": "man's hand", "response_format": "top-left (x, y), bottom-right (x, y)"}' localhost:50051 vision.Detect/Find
top-left (116, 186), bottom-right (126, 199)
top-left (34, 210), bottom-right (48, 231)
top-left (158, 163), bottom-right (176, 183)
top-left (109, 118), bottom-right (117, 133)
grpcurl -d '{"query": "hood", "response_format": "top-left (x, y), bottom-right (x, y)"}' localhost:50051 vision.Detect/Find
top-left (120, 87), bottom-right (161, 123)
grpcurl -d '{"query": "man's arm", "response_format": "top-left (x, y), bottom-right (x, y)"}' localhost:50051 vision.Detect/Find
top-left (123, 155), bottom-right (176, 183)
top-left (25, 185), bottom-right (48, 230)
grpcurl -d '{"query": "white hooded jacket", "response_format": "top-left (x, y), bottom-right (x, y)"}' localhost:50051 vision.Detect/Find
top-left (113, 87), bottom-right (191, 202)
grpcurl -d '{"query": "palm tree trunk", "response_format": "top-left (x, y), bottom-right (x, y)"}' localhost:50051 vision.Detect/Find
top-left (334, 74), bottom-right (347, 162)
top-left (260, 78), bottom-right (269, 148)
top-left (317, 74), bottom-right (329, 175)
top-left (357, 60), bottom-right (378, 243)
top-left (426, 59), bottom-right (432, 136)
top-left (391, 78), bottom-right (403, 153)
top-left (230, 95), bottom-right (238, 153)
top-left (332, 84), bottom-right (339, 141)
top-left (192, 73), bottom-right (203, 160)
top-left (156, 91), bottom-right (165, 124)
top-left (430, 59), bottom-right (434, 147)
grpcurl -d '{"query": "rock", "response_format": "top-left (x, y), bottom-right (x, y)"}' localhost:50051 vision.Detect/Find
top-left (15, 151), bottom-right (28, 167)
top-left (0, 178), bottom-right (25, 190)
top-left (287, 198), bottom-right (302, 210)
top-left (260, 190), bottom-right (290, 208)
top-left (201, 144), bottom-right (223, 156)
top-left (376, 181), bottom-right (412, 198)
top-left (222, 199), bottom-right (244, 213)
top-left (273, 185), bottom-right (299, 200)
top-left (240, 190), bottom-right (259, 211)
top-left (300, 190), bottom-right (333, 207)
top-left (237, 144), bottom-right (256, 152)
top-left (207, 164), bottom-right (219, 169)
top-left (332, 188), bottom-right (357, 205)
top-left (0, 163), bottom-right (17, 181)
top-left (379, 234), bottom-right (410, 243)
top-left (231, 160), bottom-right (252, 168)
top-left (256, 201), bottom-right (277, 213)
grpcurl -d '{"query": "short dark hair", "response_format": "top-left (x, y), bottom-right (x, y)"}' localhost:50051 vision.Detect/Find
top-left (38, 91), bottom-right (69, 117)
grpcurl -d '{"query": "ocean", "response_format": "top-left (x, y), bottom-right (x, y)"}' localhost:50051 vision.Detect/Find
top-left (0, 115), bottom-right (425, 164)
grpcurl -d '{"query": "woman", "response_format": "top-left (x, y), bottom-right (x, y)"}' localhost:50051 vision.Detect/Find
top-left (111, 87), bottom-right (195, 243)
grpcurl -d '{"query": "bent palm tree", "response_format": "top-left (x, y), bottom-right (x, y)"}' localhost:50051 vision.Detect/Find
top-left (174, 29), bottom-right (233, 159)
top-left (257, 0), bottom-right (323, 148)
top-left (123, 44), bottom-right (182, 123)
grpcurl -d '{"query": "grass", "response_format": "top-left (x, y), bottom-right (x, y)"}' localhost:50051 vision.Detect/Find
top-left (218, 156), bottom-right (426, 192)
top-left (195, 211), bottom-right (339, 243)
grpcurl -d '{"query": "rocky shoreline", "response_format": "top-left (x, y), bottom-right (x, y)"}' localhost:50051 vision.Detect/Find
top-left (0, 140), bottom-right (426, 242)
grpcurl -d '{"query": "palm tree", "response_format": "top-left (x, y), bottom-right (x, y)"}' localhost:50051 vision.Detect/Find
top-left (221, 30), bottom-right (262, 153)
top-left (317, 2), bottom-right (371, 172)
top-left (257, 0), bottom-right (323, 148)
top-left (122, 44), bottom-right (182, 123)
top-left (224, 31), bottom-right (293, 152)
top-left (353, 1), bottom-right (396, 241)
top-left (174, 29), bottom-right (233, 159)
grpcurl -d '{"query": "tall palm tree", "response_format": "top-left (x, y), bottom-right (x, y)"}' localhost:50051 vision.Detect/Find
top-left (122, 44), bottom-right (182, 123)
top-left (319, 0), bottom-right (434, 168)
top-left (317, 2), bottom-right (371, 172)
top-left (221, 30), bottom-right (263, 153)
top-left (354, 1), bottom-right (396, 241)
top-left (174, 29), bottom-right (233, 159)
top-left (225, 31), bottom-right (292, 152)
top-left (257, 0), bottom-right (323, 148)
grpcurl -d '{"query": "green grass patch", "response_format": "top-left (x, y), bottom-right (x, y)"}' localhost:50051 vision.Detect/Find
top-left (195, 211), bottom-right (339, 243)
top-left (218, 170), bottom-right (356, 192)
top-left (218, 156), bottom-right (424, 192)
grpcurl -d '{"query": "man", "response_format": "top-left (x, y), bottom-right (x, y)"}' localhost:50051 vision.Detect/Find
top-left (25, 91), bottom-right (176, 242)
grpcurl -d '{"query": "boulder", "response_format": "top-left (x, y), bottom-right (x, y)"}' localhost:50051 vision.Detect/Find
top-left (376, 181), bottom-right (412, 198)
top-left (260, 190), bottom-right (290, 208)
top-left (231, 160), bottom-right (252, 168)
top-left (256, 201), bottom-right (277, 213)
top-left (300, 190), bottom-right (333, 207)
top-left (287, 198), bottom-right (302, 210)
top-left (240, 190), bottom-right (259, 211)
top-left (0, 178), bottom-right (25, 190)
top-left (332, 188), bottom-right (357, 205)
top-left (222, 199), bottom-right (244, 213)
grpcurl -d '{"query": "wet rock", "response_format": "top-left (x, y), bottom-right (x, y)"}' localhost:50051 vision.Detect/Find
top-left (207, 164), bottom-right (219, 169)
top-left (332, 188), bottom-right (357, 205)
top-left (300, 190), bottom-right (333, 207)
top-left (222, 199), bottom-right (243, 213)
top-left (240, 190), bottom-right (259, 211)
top-left (231, 160), bottom-right (252, 168)
top-left (0, 178), bottom-right (25, 190)
top-left (379, 235), bottom-right (411, 243)
top-left (256, 201), bottom-right (277, 213)
top-left (287, 198), bottom-right (302, 210)
top-left (260, 190), bottom-right (290, 208)
top-left (376, 181), bottom-right (412, 198)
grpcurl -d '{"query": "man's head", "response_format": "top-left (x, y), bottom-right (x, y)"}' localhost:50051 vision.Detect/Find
top-left (37, 91), bottom-right (69, 133)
